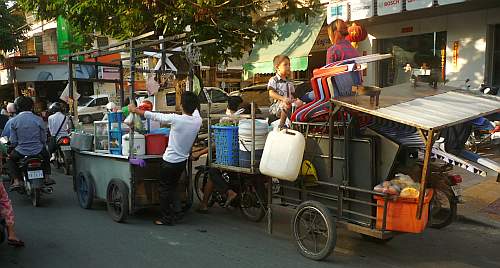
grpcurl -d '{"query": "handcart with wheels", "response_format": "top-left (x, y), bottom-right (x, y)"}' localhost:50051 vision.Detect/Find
top-left (194, 94), bottom-right (268, 222)
top-left (266, 55), bottom-right (500, 261)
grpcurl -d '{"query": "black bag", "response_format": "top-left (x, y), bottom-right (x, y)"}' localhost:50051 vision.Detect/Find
top-left (48, 117), bottom-right (67, 154)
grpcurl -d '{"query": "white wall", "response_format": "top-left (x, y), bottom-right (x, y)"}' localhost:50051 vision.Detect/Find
top-left (362, 7), bottom-right (500, 89)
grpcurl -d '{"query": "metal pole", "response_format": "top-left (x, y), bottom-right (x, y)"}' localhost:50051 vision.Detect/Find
top-left (251, 102), bottom-right (255, 173)
top-left (119, 61), bottom-right (124, 107)
top-left (129, 40), bottom-right (135, 158)
top-left (417, 129), bottom-right (435, 219)
top-left (68, 57), bottom-right (74, 117)
top-left (207, 88), bottom-right (212, 165)
top-left (267, 177), bottom-right (273, 234)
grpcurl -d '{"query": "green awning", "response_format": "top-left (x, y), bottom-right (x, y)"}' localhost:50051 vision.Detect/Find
top-left (243, 13), bottom-right (326, 79)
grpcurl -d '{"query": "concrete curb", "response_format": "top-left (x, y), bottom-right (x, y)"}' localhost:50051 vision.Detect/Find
top-left (457, 213), bottom-right (500, 229)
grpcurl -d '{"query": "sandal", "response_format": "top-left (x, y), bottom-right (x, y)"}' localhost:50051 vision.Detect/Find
top-left (8, 239), bottom-right (25, 248)
top-left (154, 218), bottom-right (173, 226)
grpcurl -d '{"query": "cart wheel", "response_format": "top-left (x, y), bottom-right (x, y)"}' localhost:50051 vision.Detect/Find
top-left (76, 172), bottom-right (95, 209)
top-left (361, 234), bottom-right (394, 244)
top-left (239, 182), bottom-right (266, 222)
top-left (429, 186), bottom-right (457, 229)
top-left (292, 201), bottom-right (336, 261)
top-left (194, 169), bottom-right (208, 202)
top-left (106, 180), bottom-right (129, 223)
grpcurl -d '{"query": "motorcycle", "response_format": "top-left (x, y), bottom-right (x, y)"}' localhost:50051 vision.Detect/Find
top-left (194, 165), bottom-right (267, 222)
top-left (53, 136), bottom-right (72, 175)
top-left (428, 163), bottom-right (463, 229)
top-left (0, 137), bottom-right (53, 207)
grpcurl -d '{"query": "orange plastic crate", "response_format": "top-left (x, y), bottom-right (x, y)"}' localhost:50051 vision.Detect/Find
top-left (374, 189), bottom-right (433, 233)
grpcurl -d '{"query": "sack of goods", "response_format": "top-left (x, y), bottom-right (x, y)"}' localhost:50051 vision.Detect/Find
top-left (373, 173), bottom-right (421, 198)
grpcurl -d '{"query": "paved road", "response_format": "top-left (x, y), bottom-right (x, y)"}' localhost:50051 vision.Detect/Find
top-left (1, 171), bottom-right (499, 268)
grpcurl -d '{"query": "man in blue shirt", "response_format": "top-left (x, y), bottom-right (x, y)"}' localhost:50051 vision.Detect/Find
top-left (6, 96), bottom-right (53, 189)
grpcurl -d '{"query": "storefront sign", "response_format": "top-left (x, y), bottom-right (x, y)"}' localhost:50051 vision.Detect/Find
top-left (349, 0), bottom-right (374, 21)
top-left (13, 56), bottom-right (39, 64)
top-left (16, 64), bottom-right (69, 82)
top-left (438, 0), bottom-right (466, 5)
top-left (327, 1), bottom-right (349, 24)
top-left (377, 0), bottom-right (403, 16)
top-left (312, 27), bottom-right (331, 52)
top-left (406, 0), bottom-right (434, 11)
top-left (98, 66), bottom-right (120, 80)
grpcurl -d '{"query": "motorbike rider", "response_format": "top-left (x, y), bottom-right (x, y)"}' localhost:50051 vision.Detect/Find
top-left (47, 102), bottom-right (70, 159)
top-left (6, 96), bottom-right (54, 190)
top-left (1, 103), bottom-right (17, 138)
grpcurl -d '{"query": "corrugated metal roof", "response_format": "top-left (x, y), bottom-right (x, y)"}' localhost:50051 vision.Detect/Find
top-left (367, 91), bottom-right (500, 130)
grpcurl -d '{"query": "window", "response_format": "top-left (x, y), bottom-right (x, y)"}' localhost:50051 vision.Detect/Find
top-left (78, 96), bottom-right (93, 106)
top-left (198, 91), bottom-right (208, 104)
top-left (97, 37), bottom-right (109, 48)
top-left (95, 98), bottom-right (109, 106)
top-left (87, 100), bottom-right (97, 107)
top-left (378, 32), bottom-right (447, 87)
top-left (166, 93), bottom-right (176, 106)
top-left (491, 25), bottom-right (500, 87)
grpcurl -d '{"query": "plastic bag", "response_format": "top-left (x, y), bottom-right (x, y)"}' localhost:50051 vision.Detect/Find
top-left (124, 113), bottom-right (145, 132)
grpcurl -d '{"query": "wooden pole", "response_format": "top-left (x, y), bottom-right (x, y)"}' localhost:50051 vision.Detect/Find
top-left (417, 129), bottom-right (434, 219)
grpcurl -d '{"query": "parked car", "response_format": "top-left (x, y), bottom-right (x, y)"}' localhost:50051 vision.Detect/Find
top-left (164, 87), bottom-right (229, 117)
top-left (77, 94), bottom-right (109, 123)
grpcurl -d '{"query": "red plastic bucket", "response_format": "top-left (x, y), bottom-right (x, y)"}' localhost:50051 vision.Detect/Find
top-left (145, 134), bottom-right (168, 155)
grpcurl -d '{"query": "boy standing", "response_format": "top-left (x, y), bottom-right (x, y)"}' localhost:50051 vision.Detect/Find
top-left (129, 91), bottom-right (202, 225)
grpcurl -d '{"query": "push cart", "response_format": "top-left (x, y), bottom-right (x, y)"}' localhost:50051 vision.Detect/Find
top-left (66, 33), bottom-right (216, 222)
top-left (266, 57), bottom-right (500, 260)
top-left (73, 151), bottom-right (193, 222)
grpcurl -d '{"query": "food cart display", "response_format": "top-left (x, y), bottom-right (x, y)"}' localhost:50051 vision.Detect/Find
top-left (263, 56), bottom-right (500, 260)
top-left (66, 33), bottom-right (214, 222)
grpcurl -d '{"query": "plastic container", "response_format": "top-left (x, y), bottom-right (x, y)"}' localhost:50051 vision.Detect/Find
top-left (145, 134), bottom-right (168, 155)
top-left (122, 133), bottom-right (146, 156)
top-left (238, 119), bottom-right (269, 136)
top-left (150, 128), bottom-right (170, 136)
top-left (109, 131), bottom-right (123, 155)
top-left (239, 149), bottom-right (264, 168)
top-left (212, 125), bottom-right (239, 166)
top-left (70, 132), bottom-right (94, 151)
top-left (374, 189), bottom-right (433, 233)
top-left (259, 129), bottom-right (305, 181)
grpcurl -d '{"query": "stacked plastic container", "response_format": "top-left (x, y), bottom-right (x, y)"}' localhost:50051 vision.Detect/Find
top-left (108, 112), bottom-right (124, 155)
top-left (238, 119), bottom-right (269, 168)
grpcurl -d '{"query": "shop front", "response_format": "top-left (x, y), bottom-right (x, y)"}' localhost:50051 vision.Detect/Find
top-left (353, 0), bottom-right (500, 89)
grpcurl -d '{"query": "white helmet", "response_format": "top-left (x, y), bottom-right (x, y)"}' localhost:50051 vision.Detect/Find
top-left (106, 102), bottom-right (117, 111)
top-left (6, 102), bottom-right (15, 113)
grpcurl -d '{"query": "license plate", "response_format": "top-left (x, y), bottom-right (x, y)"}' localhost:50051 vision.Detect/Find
top-left (61, 146), bottom-right (71, 151)
top-left (28, 170), bottom-right (44, 180)
top-left (451, 185), bottom-right (463, 197)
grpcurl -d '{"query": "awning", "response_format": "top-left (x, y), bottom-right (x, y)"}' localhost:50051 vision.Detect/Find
top-left (243, 13), bottom-right (326, 79)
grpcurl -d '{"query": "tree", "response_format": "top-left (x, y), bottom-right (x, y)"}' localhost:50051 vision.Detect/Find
top-left (17, 0), bottom-right (322, 64)
top-left (0, 1), bottom-right (26, 53)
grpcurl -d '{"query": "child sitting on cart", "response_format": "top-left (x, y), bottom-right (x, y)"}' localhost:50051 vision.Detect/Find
top-left (268, 55), bottom-right (303, 128)
top-left (129, 92), bottom-right (202, 226)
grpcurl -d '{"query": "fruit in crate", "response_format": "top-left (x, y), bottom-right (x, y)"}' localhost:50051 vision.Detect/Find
top-left (400, 187), bottom-right (420, 198)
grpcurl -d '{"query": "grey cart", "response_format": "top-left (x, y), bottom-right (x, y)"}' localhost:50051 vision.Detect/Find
top-left (73, 151), bottom-right (193, 222)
